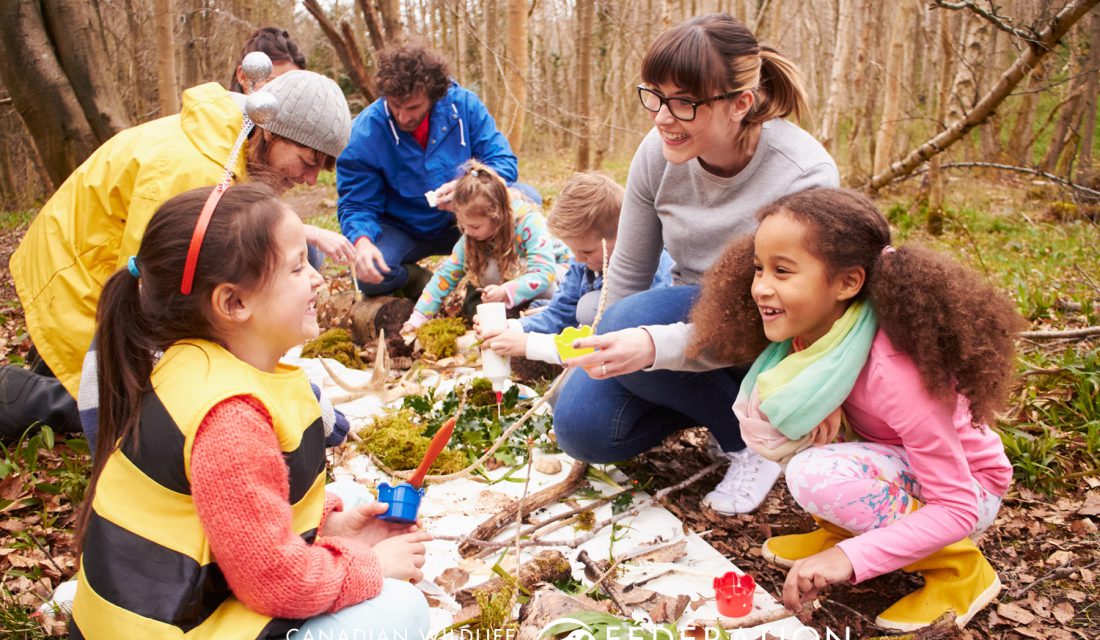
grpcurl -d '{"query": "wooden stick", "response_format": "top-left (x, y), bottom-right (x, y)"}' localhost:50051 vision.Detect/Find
top-left (458, 459), bottom-right (590, 557)
top-left (1018, 326), bottom-right (1100, 339)
top-left (577, 550), bottom-right (628, 615)
top-left (695, 600), bottom-right (818, 629)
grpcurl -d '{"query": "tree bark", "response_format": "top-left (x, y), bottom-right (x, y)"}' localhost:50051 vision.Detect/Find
top-left (480, 0), bottom-right (500, 117)
top-left (43, 0), bottom-right (130, 139)
top-left (0, 0), bottom-right (102, 188)
top-left (303, 0), bottom-right (377, 103)
top-left (1041, 27), bottom-right (1088, 173)
top-left (928, 6), bottom-right (956, 236)
top-left (501, 0), bottom-right (528, 152)
top-left (846, 0), bottom-right (881, 183)
top-left (574, 0), bottom-right (594, 170)
top-left (947, 12), bottom-right (990, 159)
top-left (818, 0), bottom-right (854, 154)
top-left (872, 0), bottom-right (915, 176)
top-left (1077, 10), bottom-right (1100, 179)
top-left (867, 0), bottom-right (1100, 192)
top-left (380, 0), bottom-right (405, 44)
top-left (152, 0), bottom-right (179, 115)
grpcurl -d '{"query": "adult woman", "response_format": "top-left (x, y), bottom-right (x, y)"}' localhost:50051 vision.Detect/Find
top-left (230, 27), bottom-right (307, 93)
top-left (3, 70), bottom-right (353, 435)
top-left (556, 14), bottom-right (839, 514)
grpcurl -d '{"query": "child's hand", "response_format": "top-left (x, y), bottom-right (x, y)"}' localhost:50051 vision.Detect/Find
top-left (782, 547), bottom-right (853, 611)
top-left (402, 310), bottom-right (429, 336)
top-left (483, 328), bottom-right (528, 357)
top-left (374, 530), bottom-right (432, 582)
top-left (480, 284), bottom-right (508, 304)
top-left (307, 226), bottom-right (357, 265)
top-left (323, 501), bottom-right (421, 547)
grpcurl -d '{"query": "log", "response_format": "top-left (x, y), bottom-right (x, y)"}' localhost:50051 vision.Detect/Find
top-left (454, 549), bottom-right (572, 607)
top-left (458, 461), bottom-right (589, 557)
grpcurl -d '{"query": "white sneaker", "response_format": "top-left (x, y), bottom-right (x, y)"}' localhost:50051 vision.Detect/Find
top-left (702, 448), bottom-right (781, 515)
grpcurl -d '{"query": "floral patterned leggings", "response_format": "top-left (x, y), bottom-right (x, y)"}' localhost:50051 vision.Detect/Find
top-left (784, 442), bottom-right (1001, 535)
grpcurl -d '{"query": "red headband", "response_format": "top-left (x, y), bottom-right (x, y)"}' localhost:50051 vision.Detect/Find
top-left (180, 183), bottom-right (229, 295)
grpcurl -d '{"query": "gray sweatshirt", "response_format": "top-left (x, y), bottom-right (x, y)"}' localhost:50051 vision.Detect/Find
top-left (608, 119), bottom-right (839, 371)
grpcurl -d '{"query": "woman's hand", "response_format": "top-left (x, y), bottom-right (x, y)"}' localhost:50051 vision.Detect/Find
top-left (322, 501), bottom-right (420, 547)
top-left (563, 328), bottom-right (656, 378)
top-left (480, 284), bottom-right (509, 304)
top-left (483, 328), bottom-right (529, 357)
top-left (354, 237), bottom-right (390, 284)
top-left (307, 226), bottom-right (356, 265)
top-left (782, 547), bottom-right (854, 611)
top-left (374, 531), bottom-right (432, 582)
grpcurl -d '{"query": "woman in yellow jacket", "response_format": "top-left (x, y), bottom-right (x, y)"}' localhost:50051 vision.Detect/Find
top-left (2, 70), bottom-right (354, 436)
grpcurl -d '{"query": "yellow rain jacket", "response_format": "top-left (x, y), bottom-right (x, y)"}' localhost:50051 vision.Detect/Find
top-left (9, 83), bottom-right (248, 396)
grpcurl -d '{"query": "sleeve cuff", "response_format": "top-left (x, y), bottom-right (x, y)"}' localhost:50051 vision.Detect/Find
top-left (640, 323), bottom-right (688, 371)
top-left (525, 332), bottom-right (561, 364)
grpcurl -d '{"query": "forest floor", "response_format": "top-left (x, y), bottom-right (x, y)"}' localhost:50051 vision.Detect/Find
top-left (0, 168), bottom-right (1098, 639)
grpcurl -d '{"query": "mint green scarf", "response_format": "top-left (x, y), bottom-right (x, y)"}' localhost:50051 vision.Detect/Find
top-left (737, 301), bottom-right (878, 439)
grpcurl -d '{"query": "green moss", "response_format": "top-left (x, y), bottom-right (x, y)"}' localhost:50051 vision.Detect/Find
top-left (415, 317), bottom-right (467, 359)
top-left (473, 582), bottom-right (517, 635)
top-left (468, 377), bottom-right (499, 407)
top-left (355, 409), bottom-right (466, 474)
top-left (300, 328), bottom-right (364, 370)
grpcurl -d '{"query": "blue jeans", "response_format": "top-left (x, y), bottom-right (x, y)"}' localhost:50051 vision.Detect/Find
top-left (287, 480), bottom-right (430, 638)
top-left (553, 286), bottom-right (746, 463)
top-left (358, 221), bottom-right (461, 296)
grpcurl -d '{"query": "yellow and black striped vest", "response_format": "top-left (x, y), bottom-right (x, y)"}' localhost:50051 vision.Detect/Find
top-left (71, 340), bottom-right (327, 639)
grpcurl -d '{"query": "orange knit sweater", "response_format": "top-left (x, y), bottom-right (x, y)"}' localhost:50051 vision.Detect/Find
top-left (191, 395), bottom-right (384, 619)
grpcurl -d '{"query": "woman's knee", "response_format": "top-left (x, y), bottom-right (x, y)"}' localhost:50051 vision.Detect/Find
top-left (598, 286), bottom-right (699, 334)
top-left (553, 399), bottom-right (622, 463)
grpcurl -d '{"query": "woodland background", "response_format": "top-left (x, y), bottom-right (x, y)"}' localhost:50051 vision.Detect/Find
top-left (0, 1), bottom-right (1099, 638)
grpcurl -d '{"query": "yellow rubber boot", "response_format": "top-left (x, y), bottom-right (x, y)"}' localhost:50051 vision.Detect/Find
top-left (761, 517), bottom-right (853, 568)
top-left (875, 538), bottom-right (1002, 631)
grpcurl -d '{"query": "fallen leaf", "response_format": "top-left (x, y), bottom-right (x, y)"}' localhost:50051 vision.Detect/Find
top-left (435, 567), bottom-right (470, 594)
top-left (997, 602), bottom-right (1035, 625)
top-left (1078, 490), bottom-right (1100, 516)
top-left (1064, 589), bottom-right (1087, 603)
top-left (1069, 518), bottom-right (1098, 534)
top-left (1079, 567), bottom-right (1095, 584)
top-left (1046, 549), bottom-right (1074, 566)
top-left (1052, 601), bottom-right (1075, 624)
top-left (1025, 593), bottom-right (1051, 618)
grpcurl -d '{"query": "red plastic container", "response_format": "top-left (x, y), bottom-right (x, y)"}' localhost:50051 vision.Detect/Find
top-left (714, 571), bottom-right (756, 618)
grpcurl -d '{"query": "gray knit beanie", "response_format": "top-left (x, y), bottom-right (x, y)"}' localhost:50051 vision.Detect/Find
top-left (257, 70), bottom-right (351, 158)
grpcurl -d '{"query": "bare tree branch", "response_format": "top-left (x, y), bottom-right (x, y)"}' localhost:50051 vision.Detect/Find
top-left (890, 161), bottom-right (1100, 196)
top-left (931, 0), bottom-right (1039, 42)
top-left (867, 0), bottom-right (1100, 192)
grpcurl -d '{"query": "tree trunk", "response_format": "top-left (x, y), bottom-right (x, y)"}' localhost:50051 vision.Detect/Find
top-left (380, 0), bottom-right (405, 44)
top-left (818, 0), bottom-right (854, 154)
top-left (868, 0), bottom-right (1100, 191)
top-left (43, 0), bottom-right (130, 139)
top-left (303, 0), bottom-right (377, 103)
top-left (1077, 10), bottom-right (1100, 180)
top-left (501, 0), bottom-right (528, 152)
top-left (928, 7), bottom-right (956, 236)
top-left (947, 12), bottom-right (989, 159)
top-left (153, 0), bottom-right (179, 115)
top-left (846, 0), bottom-right (880, 183)
top-left (1041, 29), bottom-right (1088, 173)
top-left (872, 0), bottom-right (915, 176)
top-left (480, 0), bottom-right (500, 117)
top-left (574, 0), bottom-right (594, 170)
top-left (0, 0), bottom-right (102, 188)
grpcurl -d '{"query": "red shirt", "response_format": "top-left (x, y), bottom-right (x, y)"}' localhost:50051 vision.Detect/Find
top-left (412, 114), bottom-right (430, 149)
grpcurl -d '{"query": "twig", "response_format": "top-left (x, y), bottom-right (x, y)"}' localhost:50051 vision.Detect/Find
top-left (1010, 558), bottom-right (1100, 598)
top-left (26, 533), bottom-right (65, 577)
top-left (517, 489), bottom-right (630, 539)
top-left (577, 550), bottom-right (628, 615)
top-left (1018, 326), bottom-right (1100, 339)
top-left (1074, 263), bottom-right (1100, 295)
top-left (696, 600), bottom-right (819, 629)
top-left (442, 460), bottom-right (724, 551)
top-left (931, 1), bottom-right (1038, 42)
top-left (350, 260), bottom-right (362, 302)
top-left (889, 161), bottom-right (1100, 197)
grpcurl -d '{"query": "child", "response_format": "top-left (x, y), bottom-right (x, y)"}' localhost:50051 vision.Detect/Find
top-left (478, 172), bottom-right (674, 363)
top-left (401, 161), bottom-right (559, 331)
top-left (71, 184), bottom-right (430, 639)
top-left (689, 188), bottom-right (1022, 631)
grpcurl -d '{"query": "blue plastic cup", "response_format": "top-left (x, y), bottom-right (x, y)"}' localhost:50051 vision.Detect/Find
top-left (377, 482), bottom-right (425, 523)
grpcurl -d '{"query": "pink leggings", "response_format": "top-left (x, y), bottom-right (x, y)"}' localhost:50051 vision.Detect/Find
top-left (784, 442), bottom-right (1000, 535)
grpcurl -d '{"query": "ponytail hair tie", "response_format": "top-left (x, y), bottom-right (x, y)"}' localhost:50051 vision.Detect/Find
top-left (881, 245), bottom-right (896, 256)
top-left (127, 256), bottom-right (141, 279)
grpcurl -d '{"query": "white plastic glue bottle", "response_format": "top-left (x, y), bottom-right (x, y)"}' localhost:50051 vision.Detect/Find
top-left (476, 302), bottom-right (511, 409)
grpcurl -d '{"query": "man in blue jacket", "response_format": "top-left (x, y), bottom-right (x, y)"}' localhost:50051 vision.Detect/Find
top-left (337, 44), bottom-right (529, 297)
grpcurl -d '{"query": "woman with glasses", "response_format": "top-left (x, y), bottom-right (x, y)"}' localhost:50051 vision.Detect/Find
top-left (554, 13), bottom-right (839, 515)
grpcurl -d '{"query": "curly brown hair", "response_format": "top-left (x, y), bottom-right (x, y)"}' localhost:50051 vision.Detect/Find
top-left (453, 161), bottom-right (521, 286)
top-left (689, 187), bottom-right (1025, 425)
top-left (375, 44), bottom-right (451, 102)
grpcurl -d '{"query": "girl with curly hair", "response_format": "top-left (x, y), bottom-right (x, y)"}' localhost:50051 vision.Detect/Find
top-left (689, 187), bottom-right (1023, 631)
top-left (401, 162), bottom-right (560, 330)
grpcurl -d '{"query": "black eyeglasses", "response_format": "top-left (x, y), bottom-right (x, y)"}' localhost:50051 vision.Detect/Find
top-left (636, 85), bottom-right (741, 122)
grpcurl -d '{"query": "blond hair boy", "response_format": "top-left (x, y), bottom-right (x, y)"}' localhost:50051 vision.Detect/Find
top-left (477, 172), bottom-right (673, 363)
